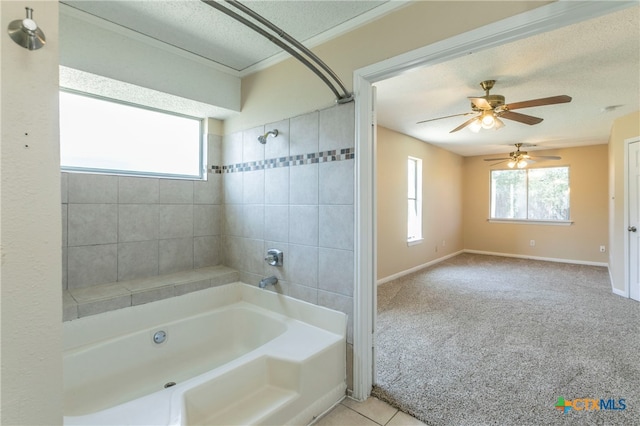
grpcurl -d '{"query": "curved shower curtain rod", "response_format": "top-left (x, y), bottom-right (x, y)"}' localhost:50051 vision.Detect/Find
top-left (201, 0), bottom-right (354, 104)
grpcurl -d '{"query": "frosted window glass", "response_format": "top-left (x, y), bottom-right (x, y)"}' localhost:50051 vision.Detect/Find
top-left (60, 91), bottom-right (203, 179)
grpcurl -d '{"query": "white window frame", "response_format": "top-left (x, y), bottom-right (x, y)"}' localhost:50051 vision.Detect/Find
top-left (407, 156), bottom-right (423, 245)
top-left (489, 166), bottom-right (572, 225)
top-left (59, 89), bottom-right (205, 180)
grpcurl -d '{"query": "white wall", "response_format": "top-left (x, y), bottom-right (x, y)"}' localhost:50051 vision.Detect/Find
top-left (1, 1), bottom-right (63, 423)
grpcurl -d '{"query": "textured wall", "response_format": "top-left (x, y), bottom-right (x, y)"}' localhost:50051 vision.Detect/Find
top-left (376, 126), bottom-right (464, 281)
top-left (464, 144), bottom-right (609, 263)
top-left (1, 1), bottom-right (63, 423)
top-left (228, 1), bottom-right (547, 134)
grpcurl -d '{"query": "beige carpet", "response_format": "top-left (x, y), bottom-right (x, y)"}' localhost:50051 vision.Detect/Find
top-left (372, 253), bottom-right (639, 425)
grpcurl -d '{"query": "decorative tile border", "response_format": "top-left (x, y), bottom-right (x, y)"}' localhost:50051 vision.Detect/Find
top-left (208, 147), bottom-right (355, 174)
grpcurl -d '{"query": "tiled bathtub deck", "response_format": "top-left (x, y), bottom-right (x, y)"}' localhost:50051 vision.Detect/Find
top-left (63, 265), bottom-right (239, 321)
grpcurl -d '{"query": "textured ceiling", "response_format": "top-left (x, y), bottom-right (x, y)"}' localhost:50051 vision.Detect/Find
top-left (61, 0), bottom-right (390, 72)
top-left (375, 5), bottom-right (640, 156)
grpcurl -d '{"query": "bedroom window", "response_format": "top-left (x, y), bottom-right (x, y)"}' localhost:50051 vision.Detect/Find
top-left (60, 90), bottom-right (204, 179)
top-left (408, 156), bottom-right (423, 244)
top-left (490, 166), bottom-right (570, 222)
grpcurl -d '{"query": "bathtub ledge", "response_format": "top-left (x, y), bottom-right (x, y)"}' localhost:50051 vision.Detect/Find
top-left (64, 265), bottom-right (239, 321)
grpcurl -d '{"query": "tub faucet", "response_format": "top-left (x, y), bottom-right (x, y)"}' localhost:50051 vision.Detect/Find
top-left (259, 276), bottom-right (278, 289)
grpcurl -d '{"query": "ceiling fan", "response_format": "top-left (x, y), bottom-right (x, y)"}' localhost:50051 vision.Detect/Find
top-left (484, 143), bottom-right (561, 168)
top-left (417, 80), bottom-right (572, 133)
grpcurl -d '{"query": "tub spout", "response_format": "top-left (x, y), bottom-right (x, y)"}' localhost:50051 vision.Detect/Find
top-left (259, 276), bottom-right (278, 289)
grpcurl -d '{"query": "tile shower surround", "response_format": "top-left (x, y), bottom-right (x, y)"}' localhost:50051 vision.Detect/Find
top-left (221, 102), bottom-right (356, 347)
top-left (61, 133), bottom-right (224, 291)
top-left (61, 102), bottom-right (356, 384)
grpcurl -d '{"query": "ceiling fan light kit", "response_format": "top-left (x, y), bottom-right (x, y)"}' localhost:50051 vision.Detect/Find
top-left (508, 158), bottom-right (529, 169)
top-left (485, 143), bottom-right (562, 168)
top-left (418, 80), bottom-right (572, 133)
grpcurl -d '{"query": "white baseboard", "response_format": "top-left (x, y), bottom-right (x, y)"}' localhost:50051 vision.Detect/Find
top-left (608, 265), bottom-right (622, 297)
top-left (611, 286), bottom-right (629, 298)
top-left (462, 249), bottom-right (609, 267)
top-left (376, 250), bottom-right (463, 286)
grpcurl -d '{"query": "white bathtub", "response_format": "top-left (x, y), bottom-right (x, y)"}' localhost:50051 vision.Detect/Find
top-left (63, 282), bottom-right (347, 425)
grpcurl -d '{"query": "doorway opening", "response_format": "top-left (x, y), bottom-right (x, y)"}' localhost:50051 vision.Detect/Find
top-left (352, 1), bottom-right (634, 401)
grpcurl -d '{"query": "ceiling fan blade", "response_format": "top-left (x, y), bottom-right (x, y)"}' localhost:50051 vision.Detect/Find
top-left (489, 160), bottom-right (508, 167)
top-left (504, 95), bottom-right (572, 110)
top-left (484, 157), bottom-right (511, 161)
top-left (416, 112), bottom-right (474, 124)
top-left (468, 97), bottom-right (492, 110)
top-left (530, 155), bottom-right (562, 160)
top-left (450, 115), bottom-right (480, 133)
top-left (499, 111), bottom-right (543, 125)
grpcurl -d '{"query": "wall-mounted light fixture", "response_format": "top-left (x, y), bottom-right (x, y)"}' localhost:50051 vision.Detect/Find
top-left (8, 7), bottom-right (46, 51)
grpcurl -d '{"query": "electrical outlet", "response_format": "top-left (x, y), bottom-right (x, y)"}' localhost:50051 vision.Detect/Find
top-left (530, 240), bottom-right (536, 247)
top-left (600, 245), bottom-right (606, 253)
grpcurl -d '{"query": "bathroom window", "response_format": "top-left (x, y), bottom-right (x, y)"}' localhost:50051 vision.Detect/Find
top-left (60, 90), bottom-right (204, 179)
top-left (490, 166), bottom-right (570, 222)
top-left (407, 156), bottom-right (423, 244)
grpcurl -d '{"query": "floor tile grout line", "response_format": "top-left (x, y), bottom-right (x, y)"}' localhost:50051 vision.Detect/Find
top-left (339, 401), bottom-right (397, 426)
top-left (339, 403), bottom-right (376, 424)
top-left (383, 410), bottom-right (404, 426)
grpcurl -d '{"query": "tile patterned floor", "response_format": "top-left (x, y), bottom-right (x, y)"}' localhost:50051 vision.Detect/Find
top-left (312, 397), bottom-right (425, 426)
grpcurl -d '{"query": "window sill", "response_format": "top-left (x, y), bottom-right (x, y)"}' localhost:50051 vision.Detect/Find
top-left (61, 166), bottom-right (206, 181)
top-left (488, 219), bottom-right (573, 226)
top-left (407, 238), bottom-right (424, 246)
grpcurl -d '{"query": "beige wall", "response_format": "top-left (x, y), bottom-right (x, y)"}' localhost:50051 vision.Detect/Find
top-left (227, 1), bottom-right (548, 134)
top-left (1, 1), bottom-right (63, 423)
top-left (377, 127), bottom-right (464, 281)
top-left (463, 144), bottom-right (609, 264)
top-left (377, 131), bottom-right (611, 280)
top-left (608, 111), bottom-right (640, 292)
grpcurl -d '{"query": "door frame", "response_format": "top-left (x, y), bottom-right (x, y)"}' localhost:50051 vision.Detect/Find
top-left (351, 1), bottom-right (636, 401)
top-left (624, 136), bottom-right (640, 299)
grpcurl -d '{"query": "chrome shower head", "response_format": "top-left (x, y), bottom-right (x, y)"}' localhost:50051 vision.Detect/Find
top-left (258, 129), bottom-right (278, 144)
